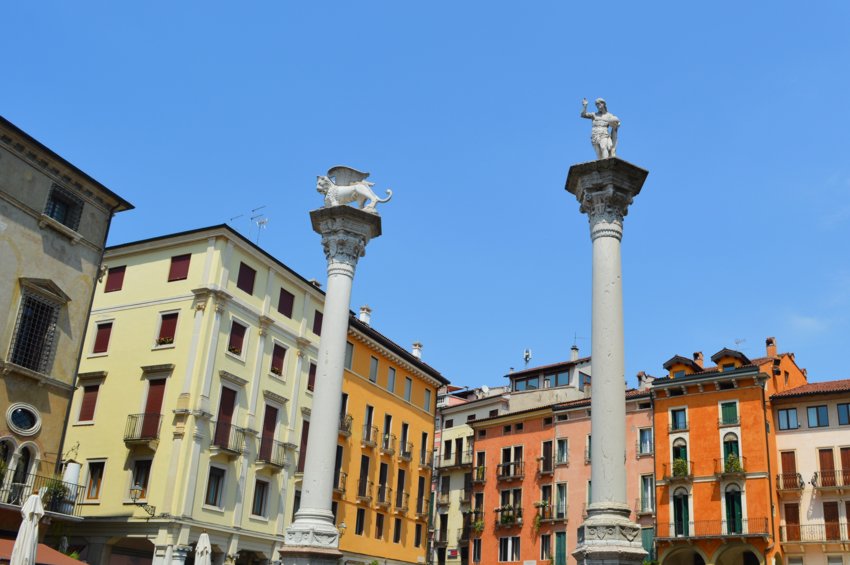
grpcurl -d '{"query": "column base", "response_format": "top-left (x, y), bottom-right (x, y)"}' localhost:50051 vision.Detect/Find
top-left (284, 508), bottom-right (340, 551)
top-left (278, 546), bottom-right (342, 565)
top-left (572, 503), bottom-right (647, 565)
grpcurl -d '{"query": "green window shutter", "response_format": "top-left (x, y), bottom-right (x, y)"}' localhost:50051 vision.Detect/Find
top-left (640, 528), bottom-right (655, 559)
top-left (554, 532), bottom-right (567, 565)
top-left (722, 402), bottom-right (737, 424)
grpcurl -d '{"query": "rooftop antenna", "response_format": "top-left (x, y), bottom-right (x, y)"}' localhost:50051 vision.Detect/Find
top-left (734, 338), bottom-right (747, 348)
top-left (572, 332), bottom-right (588, 347)
top-left (523, 348), bottom-right (532, 368)
top-left (250, 206), bottom-right (268, 244)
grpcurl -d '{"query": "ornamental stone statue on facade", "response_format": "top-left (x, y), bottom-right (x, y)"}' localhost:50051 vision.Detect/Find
top-left (316, 165), bottom-right (392, 214)
top-left (581, 98), bottom-right (621, 160)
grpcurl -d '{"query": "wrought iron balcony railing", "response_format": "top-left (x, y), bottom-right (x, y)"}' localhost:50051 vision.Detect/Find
top-left (780, 522), bottom-right (850, 543)
top-left (718, 416), bottom-right (740, 427)
top-left (496, 461), bottom-right (524, 481)
top-left (376, 484), bottom-right (393, 508)
top-left (437, 491), bottom-right (450, 506)
top-left (400, 441), bottom-right (414, 462)
top-left (656, 517), bottom-right (769, 539)
top-left (381, 433), bottom-right (397, 455)
top-left (460, 487), bottom-right (473, 504)
top-left (714, 455), bottom-right (747, 477)
top-left (668, 421), bottom-right (689, 433)
top-left (419, 451), bottom-right (433, 468)
top-left (212, 423), bottom-right (246, 455)
top-left (124, 413), bottom-right (162, 443)
top-left (395, 491), bottom-right (410, 513)
top-left (416, 497), bottom-right (430, 517)
top-left (776, 472), bottom-right (805, 491)
top-left (812, 469), bottom-right (850, 489)
top-left (495, 505), bottom-right (523, 527)
top-left (362, 425), bottom-right (378, 447)
top-left (334, 471), bottom-right (347, 496)
top-left (458, 526), bottom-right (471, 543)
top-left (0, 473), bottom-right (83, 517)
top-left (357, 478), bottom-right (373, 502)
top-left (257, 437), bottom-right (287, 468)
top-left (438, 448), bottom-right (473, 469)
top-left (472, 465), bottom-right (486, 484)
top-left (538, 456), bottom-right (554, 475)
top-left (338, 414), bottom-right (353, 437)
top-left (663, 459), bottom-right (694, 481)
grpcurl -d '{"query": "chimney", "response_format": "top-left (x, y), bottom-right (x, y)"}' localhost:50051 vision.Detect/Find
top-left (359, 305), bottom-right (372, 325)
top-left (308, 279), bottom-right (322, 288)
top-left (412, 341), bottom-right (422, 359)
top-left (637, 371), bottom-right (655, 391)
top-left (570, 345), bottom-right (580, 361)
top-left (693, 352), bottom-right (704, 368)
top-left (765, 336), bottom-right (777, 357)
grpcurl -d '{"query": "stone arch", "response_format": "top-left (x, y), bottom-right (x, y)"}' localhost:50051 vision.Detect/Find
top-left (712, 542), bottom-right (764, 565)
top-left (660, 544), bottom-right (708, 565)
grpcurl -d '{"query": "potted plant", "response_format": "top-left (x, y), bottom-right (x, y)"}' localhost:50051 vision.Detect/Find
top-left (228, 345), bottom-right (242, 355)
top-left (672, 458), bottom-right (689, 477)
top-left (724, 453), bottom-right (743, 473)
top-left (473, 519), bottom-right (485, 534)
top-left (270, 365), bottom-right (282, 376)
top-left (156, 336), bottom-right (174, 346)
top-left (43, 477), bottom-right (69, 512)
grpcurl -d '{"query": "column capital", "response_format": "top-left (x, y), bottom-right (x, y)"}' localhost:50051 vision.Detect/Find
top-left (565, 158), bottom-right (648, 239)
top-left (310, 206), bottom-right (382, 278)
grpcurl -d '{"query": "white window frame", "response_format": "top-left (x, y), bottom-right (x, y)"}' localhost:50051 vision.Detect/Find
top-left (225, 315), bottom-right (250, 360)
top-left (89, 318), bottom-right (115, 357)
top-left (250, 478), bottom-right (270, 519)
top-left (203, 465), bottom-right (227, 509)
top-left (153, 309), bottom-right (180, 350)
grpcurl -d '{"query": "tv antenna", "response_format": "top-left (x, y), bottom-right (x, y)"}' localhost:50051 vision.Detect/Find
top-left (734, 338), bottom-right (747, 348)
top-left (251, 206), bottom-right (269, 244)
top-left (523, 348), bottom-right (532, 368)
top-left (572, 332), bottom-right (588, 347)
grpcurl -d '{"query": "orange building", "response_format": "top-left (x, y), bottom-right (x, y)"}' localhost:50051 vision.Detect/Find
top-left (651, 337), bottom-right (808, 565)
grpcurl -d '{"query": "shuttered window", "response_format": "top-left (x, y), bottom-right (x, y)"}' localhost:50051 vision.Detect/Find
top-left (79, 384), bottom-right (100, 421)
top-left (297, 421), bottom-right (310, 473)
top-left (158, 313), bottom-right (178, 344)
top-left (104, 266), bottom-right (126, 292)
top-left (236, 262), bottom-right (256, 295)
top-left (271, 344), bottom-right (286, 375)
top-left (228, 321), bottom-right (246, 355)
top-left (168, 254), bottom-right (191, 281)
top-left (93, 322), bottom-right (112, 354)
top-left (720, 402), bottom-right (738, 424)
top-left (278, 288), bottom-right (295, 318)
top-left (312, 311), bottom-right (323, 336)
top-left (307, 362), bottom-right (317, 392)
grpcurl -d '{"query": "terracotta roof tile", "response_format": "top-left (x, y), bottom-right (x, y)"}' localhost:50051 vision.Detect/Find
top-left (771, 379), bottom-right (850, 399)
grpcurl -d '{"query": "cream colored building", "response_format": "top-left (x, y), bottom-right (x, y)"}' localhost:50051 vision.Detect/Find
top-left (0, 116), bottom-right (132, 530)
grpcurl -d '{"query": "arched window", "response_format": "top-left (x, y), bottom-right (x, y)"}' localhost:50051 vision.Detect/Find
top-left (723, 432), bottom-right (739, 460)
top-left (673, 488), bottom-right (689, 536)
top-left (672, 438), bottom-right (688, 461)
top-left (724, 484), bottom-right (743, 533)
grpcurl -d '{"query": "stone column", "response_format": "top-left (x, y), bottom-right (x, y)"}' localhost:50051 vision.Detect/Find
top-left (565, 157), bottom-right (648, 565)
top-left (281, 203), bottom-right (381, 565)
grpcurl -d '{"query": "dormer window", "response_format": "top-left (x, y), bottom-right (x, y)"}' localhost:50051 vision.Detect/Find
top-left (673, 370), bottom-right (685, 378)
top-left (513, 376), bottom-right (539, 391)
top-left (722, 363), bottom-right (735, 372)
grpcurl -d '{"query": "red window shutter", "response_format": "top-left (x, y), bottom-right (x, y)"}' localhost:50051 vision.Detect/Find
top-left (93, 322), bottom-right (112, 353)
top-left (214, 387), bottom-right (237, 446)
top-left (105, 266), bottom-right (126, 292)
top-left (278, 288), bottom-right (295, 318)
top-left (259, 405), bottom-right (278, 461)
top-left (168, 254), bottom-right (191, 281)
top-left (297, 420), bottom-right (310, 473)
top-left (271, 344), bottom-right (286, 374)
top-left (237, 262), bottom-right (256, 294)
top-left (307, 362), bottom-right (317, 392)
top-left (312, 311), bottom-right (323, 336)
top-left (159, 313), bottom-right (178, 341)
top-left (228, 322), bottom-right (246, 354)
top-left (79, 384), bottom-right (100, 421)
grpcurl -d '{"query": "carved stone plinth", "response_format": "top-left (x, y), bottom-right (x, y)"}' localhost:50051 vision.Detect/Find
top-left (565, 158), bottom-right (649, 565)
top-left (278, 545), bottom-right (342, 565)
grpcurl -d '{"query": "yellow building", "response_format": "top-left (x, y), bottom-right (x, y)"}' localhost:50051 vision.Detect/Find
top-left (62, 224), bottom-right (447, 565)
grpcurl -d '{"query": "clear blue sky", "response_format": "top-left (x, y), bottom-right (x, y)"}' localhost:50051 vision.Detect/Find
top-left (4, 2), bottom-right (849, 387)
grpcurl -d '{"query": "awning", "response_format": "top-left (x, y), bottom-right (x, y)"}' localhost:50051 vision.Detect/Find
top-left (0, 539), bottom-right (83, 565)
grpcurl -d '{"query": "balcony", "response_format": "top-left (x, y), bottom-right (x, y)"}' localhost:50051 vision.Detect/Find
top-left (433, 527), bottom-right (449, 547)
top-left (776, 472), bottom-right (805, 492)
top-left (395, 491), bottom-right (410, 513)
top-left (496, 461), bottom-right (524, 482)
top-left (419, 451), bottom-right (433, 469)
top-left (538, 456), bottom-right (554, 476)
top-left (780, 523), bottom-right (850, 543)
top-left (376, 484), bottom-right (393, 508)
top-left (555, 456), bottom-right (569, 468)
top-left (361, 425), bottom-right (378, 448)
top-left (338, 414), bottom-right (353, 437)
top-left (714, 455), bottom-right (747, 479)
top-left (256, 437), bottom-right (287, 470)
top-left (662, 459), bottom-right (693, 483)
top-left (333, 472), bottom-right (347, 496)
top-left (124, 413), bottom-right (162, 450)
top-left (668, 421), bottom-right (689, 433)
top-left (495, 505), bottom-right (523, 528)
top-left (460, 486), bottom-right (473, 505)
top-left (472, 465), bottom-right (486, 484)
top-left (438, 448), bottom-right (473, 470)
top-left (0, 473), bottom-right (82, 518)
top-left (416, 497), bottom-right (430, 518)
top-left (812, 469), bottom-right (850, 492)
top-left (656, 518), bottom-right (770, 540)
top-left (458, 526), bottom-right (471, 543)
top-left (718, 416), bottom-right (740, 427)
top-left (436, 491), bottom-right (450, 506)
top-left (380, 433), bottom-right (397, 456)
top-left (357, 478), bottom-right (373, 503)
top-left (211, 423), bottom-right (246, 458)
top-left (399, 441), bottom-right (413, 462)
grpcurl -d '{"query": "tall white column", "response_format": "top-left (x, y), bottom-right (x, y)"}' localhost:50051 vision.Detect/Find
top-left (282, 201), bottom-right (381, 565)
top-left (566, 157), bottom-right (648, 565)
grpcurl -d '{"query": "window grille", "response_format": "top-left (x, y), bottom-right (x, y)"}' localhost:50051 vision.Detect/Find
top-left (9, 291), bottom-right (60, 373)
top-left (44, 184), bottom-right (84, 231)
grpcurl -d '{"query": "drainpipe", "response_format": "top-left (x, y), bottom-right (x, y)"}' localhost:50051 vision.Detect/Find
top-left (760, 375), bottom-right (776, 555)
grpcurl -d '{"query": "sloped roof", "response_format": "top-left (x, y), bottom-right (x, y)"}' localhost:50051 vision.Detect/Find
top-left (771, 379), bottom-right (850, 399)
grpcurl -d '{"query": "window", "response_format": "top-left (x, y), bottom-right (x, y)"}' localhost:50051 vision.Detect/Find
top-left (490, 409), bottom-right (499, 417)
top-left (444, 419), bottom-right (454, 429)
top-left (344, 342), bottom-right (354, 370)
top-left (78, 384), bottom-right (100, 422)
top-left (369, 357), bottom-right (378, 383)
top-left (271, 343), bottom-right (286, 376)
top-left (393, 517), bottom-right (402, 543)
top-left (104, 266), bottom-right (126, 292)
top-left (720, 401), bottom-right (738, 425)
top-left (640, 475), bottom-right (654, 512)
top-left (556, 438), bottom-right (568, 464)
top-left (498, 536), bottom-right (520, 562)
top-left (386, 367), bottom-right (396, 392)
top-left (514, 423), bottom-right (523, 431)
top-left (424, 389), bottom-right (432, 412)
top-left (472, 538), bottom-right (481, 562)
top-left (205, 467), bottom-right (225, 507)
top-left (92, 322), bottom-right (112, 354)
top-left (404, 377), bottom-right (412, 401)
top-left (278, 288), bottom-right (295, 318)
top-left (723, 432), bottom-right (740, 460)
top-left (467, 414), bottom-right (476, 422)
top-left (540, 534), bottom-right (552, 560)
top-left (44, 184), bottom-right (84, 231)
top-left (297, 421), bottom-right (310, 473)
top-left (307, 362), bottom-right (317, 392)
top-left (670, 408), bottom-right (687, 431)
top-left (778, 408), bottom-right (799, 430)
top-left (513, 376), bottom-right (539, 391)
top-left (355, 508), bottom-right (365, 535)
top-left (168, 254), bottom-right (191, 281)
top-left (414, 523), bottom-right (422, 547)
top-left (673, 488), bottom-right (688, 536)
top-left (672, 438), bottom-right (688, 462)
top-left (228, 320), bottom-right (246, 356)
top-left (555, 483), bottom-right (567, 519)
top-left (638, 428), bottom-right (653, 455)
top-left (312, 311), bottom-right (323, 336)
top-left (375, 512), bottom-right (385, 539)
top-left (131, 460), bottom-right (152, 499)
top-left (86, 461), bottom-right (105, 500)
top-left (236, 262), bottom-right (256, 294)
top-left (478, 429), bottom-right (486, 438)
top-left (787, 558), bottom-right (803, 565)
top-left (837, 403), bottom-right (849, 426)
top-left (157, 313), bottom-right (178, 345)
top-left (251, 480), bottom-right (269, 517)
top-left (807, 405), bottom-right (829, 428)
top-left (503, 425), bottom-right (511, 434)
top-left (9, 290), bottom-right (61, 373)
top-left (578, 372), bottom-right (591, 390)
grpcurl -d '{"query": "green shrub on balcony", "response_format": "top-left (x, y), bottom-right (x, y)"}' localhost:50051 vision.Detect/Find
top-left (672, 458), bottom-right (689, 477)
top-left (724, 453), bottom-right (743, 473)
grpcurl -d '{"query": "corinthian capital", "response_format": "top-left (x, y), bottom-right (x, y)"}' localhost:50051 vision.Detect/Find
top-left (310, 205), bottom-right (382, 278)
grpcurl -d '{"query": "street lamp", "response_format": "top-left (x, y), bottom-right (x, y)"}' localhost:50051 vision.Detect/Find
top-left (129, 483), bottom-right (156, 517)
top-left (338, 522), bottom-right (347, 537)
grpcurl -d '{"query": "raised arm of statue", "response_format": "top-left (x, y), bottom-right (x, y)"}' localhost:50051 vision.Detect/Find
top-left (580, 98), bottom-right (593, 119)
